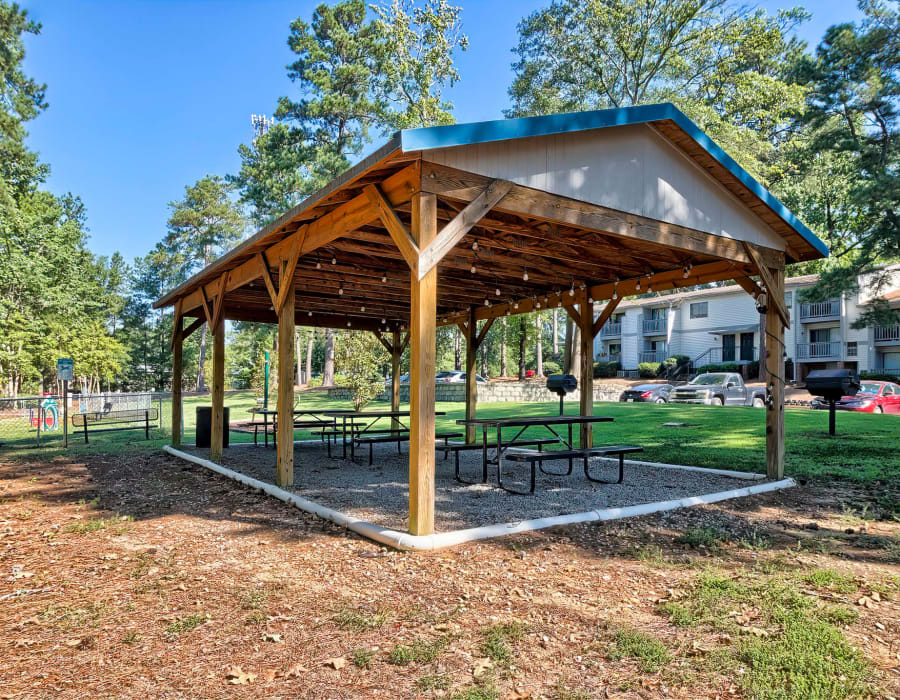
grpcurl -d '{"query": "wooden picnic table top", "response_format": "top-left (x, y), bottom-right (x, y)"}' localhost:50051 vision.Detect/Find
top-left (456, 415), bottom-right (614, 428)
top-left (321, 410), bottom-right (447, 418)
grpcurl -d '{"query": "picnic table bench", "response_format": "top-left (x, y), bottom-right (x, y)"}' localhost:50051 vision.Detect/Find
top-left (71, 407), bottom-right (159, 444)
top-left (353, 430), bottom-right (463, 465)
top-left (445, 438), bottom-right (561, 484)
top-left (503, 444), bottom-right (644, 494)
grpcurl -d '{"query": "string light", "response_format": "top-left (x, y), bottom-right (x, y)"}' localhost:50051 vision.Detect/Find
top-left (360, 305), bottom-right (366, 312)
top-left (338, 283), bottom-right (344, 295)
top-left (347, 321), bottom-right (351, 327)
top-left (331, 256), bottom-right (337, 265)
top-left (381, 318), bottom-right (386, 324)
top-left (569, 281), bottom-right (575, 297)
top-left (472, 241), bottom-right (478, 251)
top-left (484, 298), bottom-right (490, 306)
top-left (308, 310), bottom-right (313, 316)
top-left (636, 279), bottom-right (642, 291)
top-left (612, 288), bottom-right (618, 300)
top-left (513, 301), bottom-right (519, 310)
top-left (470, 264), bottom-right (477, 274)
top-left (646, 283), bottom-right (653, 292)
top-left (382, 273), bottom-right (388, 283)
top-left (683, 263), bottom-right (692, 279)
top-left (316, 260), bottom-right (322, 270)
top-left (522, 268), bottom-right (529, 282)
top-left (588, 296), bottom-right (594, 304)
top-left (495, 287), bottom-right (501, 296)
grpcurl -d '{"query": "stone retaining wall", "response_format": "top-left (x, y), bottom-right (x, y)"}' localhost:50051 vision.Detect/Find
top-left (326, 381), bottom-right (627, 404)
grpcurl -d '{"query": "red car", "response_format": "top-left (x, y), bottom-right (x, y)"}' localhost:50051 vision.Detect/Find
top-left (811, 380), bottom-right (900, 414)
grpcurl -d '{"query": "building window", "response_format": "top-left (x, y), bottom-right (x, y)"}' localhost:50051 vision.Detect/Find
top-left (784, 291), bottom-right (793, 306)
top-left (690, 301), bottom-right (708, 318)
top-left (847, 341), bottom-right (857, 357)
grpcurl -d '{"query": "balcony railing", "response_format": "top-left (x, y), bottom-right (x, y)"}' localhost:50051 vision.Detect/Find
top-left (696, 346), bottom-right (759, 365)
top-left (639, 350), bottom-right (669, 364)
top-left (874, 325), bottom-right (900, 343)
top-left (642, 317), bottom-right (667, 334)
top-left (799, 298), bottom-right (840, 320)
top-left (597, 353), bottom-right (621, 365)
top-left (796, 342), bottom-right (842, 360)
top-left (599, 322), bottom-right (622, 337)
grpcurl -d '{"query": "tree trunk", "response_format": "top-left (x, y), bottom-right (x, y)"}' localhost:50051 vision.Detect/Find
top-left (500, 317), bottom-right (508, 377)
top-left (323, 329), bottom-right (335, 386)
top-left (306, 333), bottom-right (314, 385)
top-left (196, 323), bottom-right (208, 392)
top-left (564, 318), bottom-right (573, 374)
top-left (552, 308), bottom-right (559, 357)
top-left (518, 316), bottom-right (527, 380)
top-left (454, 326), bottom-right (461, 370)
top-left (536, 314), bottom-right (544, 377)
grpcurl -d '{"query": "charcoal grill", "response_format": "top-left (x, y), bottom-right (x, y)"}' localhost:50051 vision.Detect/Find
top-left (546, 374), bottom-right (577, 415)
top-left (805, 369), bottom-right (861, 435)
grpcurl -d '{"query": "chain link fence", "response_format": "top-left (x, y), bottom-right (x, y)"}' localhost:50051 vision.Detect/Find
top-left (0, 392), bottom-right (167, 449)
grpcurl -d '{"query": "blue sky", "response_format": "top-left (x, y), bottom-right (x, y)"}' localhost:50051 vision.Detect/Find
top-left (23, 0), bottom-right (862, 263)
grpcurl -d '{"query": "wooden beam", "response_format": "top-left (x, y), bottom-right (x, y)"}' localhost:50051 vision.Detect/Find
top-left (400, 332), bottom-right (410, 354)
top-left (168, 163), bottom-right (420, 316)
top-left (170, 298), bottom-right (183, 351)
top-left (277, 278), bottom-right (296, 487)
top-left (257, 252), bottom-right (278, 307)
top-left (564, 304), bottom-right (581, 326)
top-left (182, 316), bottom-right (205, 341)
top-left (390, 329), bottom-right (402, 430)
top-left (373, 329), bottom-right (394, 354)
top-left (275, 229), bottom-right (305, 312)
top-left (408, 191), bottom-right (436, 536)
top-left (199, 287), bottom-right (213, 327)
top-left (475, 317), bottom-right (495, 348)
top-left (578, 301), bottom-right (594, 448)
top-left (464, 307), bottom-right (478, 444)
top-left (742, 243), bottom-right (790, 330)
top-left (365, 184), bottom-right (420, 271)
top-left (592, 296), bottom-right (622, 338)
top-left (417, 179), bottom-right (513, 280)
top-left (211, 272), bottom-right (229, 332)
top-left (421, 162), bottom-right (763, 266)
top-left (171, 323), bottom-right (182, 448)
top-left (210, 318), bottom-right (225, 463)
top-left (733, 275), bottom-right (763, 299)
top-left (765, 265), bottom-right (785, 480)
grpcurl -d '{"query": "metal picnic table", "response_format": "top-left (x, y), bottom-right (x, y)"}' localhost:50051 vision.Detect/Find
top-left (320, 410), bottom-right (447, 459)
top-left (455, 415), bottom-right (614, 486)
top-left (248, 407), bottom-right (336, 447)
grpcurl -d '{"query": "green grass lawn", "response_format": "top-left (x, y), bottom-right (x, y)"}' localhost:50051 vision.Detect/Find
top-left (2, 390), bottom-right (897, 483)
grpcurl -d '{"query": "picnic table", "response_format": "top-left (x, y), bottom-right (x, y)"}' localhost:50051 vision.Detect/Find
top-left (247, 407), bottom-right (336, 447)
top-left (455, 415), bottom-right (616, 493)
top-left (320, 410), bottom-right (447, 460)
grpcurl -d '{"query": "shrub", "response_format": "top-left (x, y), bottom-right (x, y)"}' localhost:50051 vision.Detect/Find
top-left (746, 360), bottom-right (760, 377)
top-left (594, 361), bottom-right (620, 378)
top-left (638, 362), bottom-right (661, 378)
top-left (541, 360), bottom-right (561, 376)
top-left (696, 362), bottom-right (739, 373)
top-left (334, 332), bottom-right (388, 410)
top-left (860, 371), bottom-right (900, 382)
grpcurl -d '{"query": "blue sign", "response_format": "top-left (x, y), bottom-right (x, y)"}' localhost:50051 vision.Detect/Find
top-left (56, 358), bottom-right (74, 382)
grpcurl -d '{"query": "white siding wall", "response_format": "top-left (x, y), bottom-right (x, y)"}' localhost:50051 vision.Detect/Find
top-left (423, 124), bottom-right (786, 251)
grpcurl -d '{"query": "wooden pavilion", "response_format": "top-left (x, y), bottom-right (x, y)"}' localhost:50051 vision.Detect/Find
top-left (154, 103), bottom-right (828, 537)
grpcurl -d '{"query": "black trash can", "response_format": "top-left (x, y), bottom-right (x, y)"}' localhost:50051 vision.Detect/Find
top-left (196, 406), bottom-right (230, 448)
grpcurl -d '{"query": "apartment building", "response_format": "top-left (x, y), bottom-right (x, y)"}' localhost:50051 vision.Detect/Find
top-left (594, 265), bottom-right (900, 380)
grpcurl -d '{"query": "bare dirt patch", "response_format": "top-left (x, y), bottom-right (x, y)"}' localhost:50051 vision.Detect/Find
top-left (0, 452), bottom-right (897, 698)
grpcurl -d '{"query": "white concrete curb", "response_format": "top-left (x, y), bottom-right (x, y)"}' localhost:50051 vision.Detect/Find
top-left (163, 445), bottom-right (795, 551)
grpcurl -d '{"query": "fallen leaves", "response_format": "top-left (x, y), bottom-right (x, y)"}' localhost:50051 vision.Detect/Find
top-left (324, 657), bottom-right (346, 670)
top-left (473, 657), bottom-right (494, 678)
top-left (225, 666), bottom-right (257, 685)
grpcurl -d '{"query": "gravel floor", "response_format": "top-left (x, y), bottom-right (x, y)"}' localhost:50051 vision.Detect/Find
top-left (182, 441), bottom-right (766, 532)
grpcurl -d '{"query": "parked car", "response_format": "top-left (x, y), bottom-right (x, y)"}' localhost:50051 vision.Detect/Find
top-left (620, 384), bottom-right (673, 403)
top-left (810, 380), bottom-right (900, 414)
top-left (436, 370), bottom-right (488, 384)
top-left (670, 373), bottom-right (766, 407)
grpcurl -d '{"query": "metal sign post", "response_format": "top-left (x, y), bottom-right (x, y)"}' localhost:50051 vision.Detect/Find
top-left (264, 350), bottom-right (270, 410)
top-left (57, 359), bottom-right (74, 448)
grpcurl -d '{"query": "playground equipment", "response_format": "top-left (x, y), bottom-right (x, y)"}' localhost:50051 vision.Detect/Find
top-left (29, 396), bottom-right (59, 432)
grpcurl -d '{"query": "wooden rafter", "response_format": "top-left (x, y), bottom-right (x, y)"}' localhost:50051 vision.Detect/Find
top-left (733, 274), bottom-right (763, 299)
top-left (275, 229), bottom-right (305, 312)
top-left (182, 316), bottom-right (205, 341)
top-left (170, 298), bottom-right (183, 350)
top-left (199, 286), bottom-right (213, 327)
top-left (418, 179), bottom-right (512, 280)
top-left (592, 296), bottom-right (622, 338)
top-left (364, 184), bottom-right (420, 271)
top-left (211, 272), bottom-right (229, 331)
top-left (742, 243), bottom-right (790, 329)
top-left (475, 317), bottom-right (495, 348)
top-left (257, 251), bottom-right (278, 307)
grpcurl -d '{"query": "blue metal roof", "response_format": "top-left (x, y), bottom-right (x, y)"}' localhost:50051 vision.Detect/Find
top-left (399, 103), bottom-right (828, 259)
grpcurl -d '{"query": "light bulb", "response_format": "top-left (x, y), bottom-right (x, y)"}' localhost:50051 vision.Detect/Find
top-left (472, 241), bottom-right (478, 251)
top-left (495, 288), bottom-right (501, 296)
top-left (636, 280), bottom-right (641, 291)
top-left (338, 286), bottom-right (344, 295)
top-left (523, 269), bottom-right (529, 281)
top-left (484, 298), bottom-right (490, 306)
top-left (308, 310), bottom-right (313, 316)
top-left (347, 321), bottom-right (351, 327)
top-left (331, 257), bottom-right (337, 265)
top-left (612, 289), bottom-right (618, 300)
top-left (647, 284), bottom-right (652, 292)
top-left (381, 318), bottom-right (386, 324)
top-left (513, 302), bottom-right (519, 310)
top-left (471, 265), bottom-right (477, 274)
top-left (588, 296), bottom-right (594, 303)
top-left (569, 283), bottom-right (575, 297)
top-left (316, 261), bottom-right (322, 270)
top-left (360, 305), bottom-right (366, 312)
top-left (382, 273), bottom-right (387, 283)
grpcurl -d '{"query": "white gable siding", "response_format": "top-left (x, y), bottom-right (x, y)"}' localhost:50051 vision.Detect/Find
top-left (423, 124), bottom-right (786, 251)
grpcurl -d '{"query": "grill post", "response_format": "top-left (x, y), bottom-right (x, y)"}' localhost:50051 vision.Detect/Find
top-left (829, 399), bottom-right (836, 436)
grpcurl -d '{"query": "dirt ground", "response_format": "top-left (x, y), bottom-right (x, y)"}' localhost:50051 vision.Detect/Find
top-left (0, 451), bottom-right (897, 699)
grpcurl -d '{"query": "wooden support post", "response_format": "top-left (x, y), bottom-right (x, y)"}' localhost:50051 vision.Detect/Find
top-left (277, 266), bottom-right (296, 487)
top-left (408, 192), bottom-right (437, 536)
top-left (171, 323), bottom-right (183, 448)
top-left (578, 300), bottom-right (594, 447)
top-left (391, 329), bottom-right (402, 430)
top-left (464, 307), bottom-right (478, 444)
top-left (765, 265), bottom-right (785, 479)
top-left (210, 317), bottom-right (225, 462)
